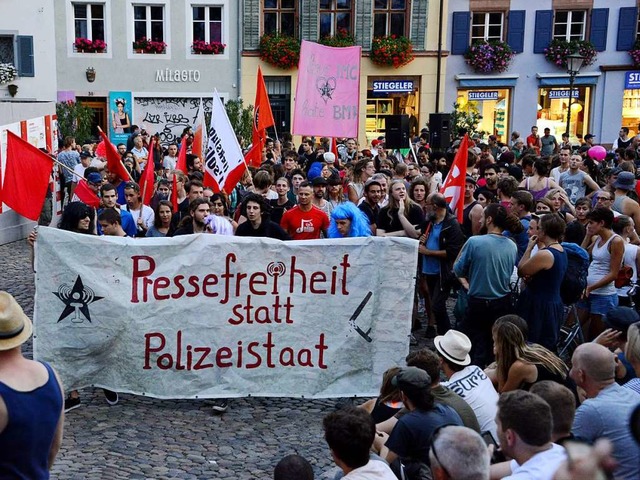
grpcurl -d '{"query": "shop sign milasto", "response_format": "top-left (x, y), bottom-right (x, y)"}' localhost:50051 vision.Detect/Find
top-left (372, 80), bottom-right (414, 93)
top-left (467, 91), bottom-right (499, 101)
top-left (625, 71), bottom-right (640, 89)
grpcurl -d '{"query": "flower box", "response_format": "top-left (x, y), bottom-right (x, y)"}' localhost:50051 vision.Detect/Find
top-left (370, 35), bottom-right (414, 68)
top-left (464, 40), bottom-right (515, 74)
top-left (133, 37), bottom-right (167, 54)
top-left (319, 28), bottom-right (355, 48)
top-left (192, 40), bottom-right (225, 54)
top-left (0, 63), bottom-right (17, 85)
top-left (544, 39), bottom-right (597, 69)
top-left (73, 38), bottom-right (107, 53)
top-left (259, 34), bottom-right (300, 69)
top-left (629, 40), bottom-right (640, 68)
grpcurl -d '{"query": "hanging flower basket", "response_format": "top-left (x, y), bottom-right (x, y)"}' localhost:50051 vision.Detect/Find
top-left (259, 34), bottom-right (300, 69)
top-left (370, 35), bottom-right (414, 68)
top-left (319, 28), bottom-right (355, 48)
top-left (543, 39), bottom-right (597, 69)
top-left (73, 38), bottom-right (107, 53)
top-left (133, 37), bottom-right (166, 54)
top-left (192, 40), bottom-right (226, 54)
top-left (0, 63), bottom-right (17, 85)
top-left (464, 40), bottom-right (515, 73)
top-left (629, 40), bottom-right (640, 68)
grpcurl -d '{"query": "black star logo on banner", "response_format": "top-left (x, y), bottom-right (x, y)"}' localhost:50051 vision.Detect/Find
top-left (53, 275), bottom-right (103, 323)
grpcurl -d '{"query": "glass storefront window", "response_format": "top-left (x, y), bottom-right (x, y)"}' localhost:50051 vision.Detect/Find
top-left (622, 89), bottom-right (640, 138)
top-left (455, 88), bottom-right (511, 143)
top-left (537, 86), bottom-right (591, 142)
top-left (365, 76), bottom-right (419, 144)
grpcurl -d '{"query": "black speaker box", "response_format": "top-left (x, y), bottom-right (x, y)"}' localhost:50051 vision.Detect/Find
top-left (429, 113), bottom-right (451, 150)
top-left (385, 115), bottom-right (410, 149)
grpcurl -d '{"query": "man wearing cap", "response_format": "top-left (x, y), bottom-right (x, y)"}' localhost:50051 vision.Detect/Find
top-left (436, 330), bottom-right (499, 443)
top-left (71, 151), bottom-right (93, 193)
top-left (462, 176), bottom-right (483, 238)
top-left (612, 171), bottom-right (640, 234)
top-left (0, 292), bottom-right (64, 477)
top-left (584, 133), bottom-right (596, 148)
top-left (311, 176), bottom-right (333, 217)
top-left (372, 367), bottom-right (463, 471)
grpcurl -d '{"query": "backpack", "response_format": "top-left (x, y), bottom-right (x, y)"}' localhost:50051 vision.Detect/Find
top-left (560, 242), bottom-right (589, 305)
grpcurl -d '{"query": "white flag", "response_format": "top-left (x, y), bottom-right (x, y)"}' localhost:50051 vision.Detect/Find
top-left (203, 90), bottom-right (246, 192)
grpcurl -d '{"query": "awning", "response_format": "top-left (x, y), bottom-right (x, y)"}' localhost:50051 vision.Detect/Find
top-left (536, 72), bottom-right (601, 86)
top-left (454, 74), bottom-right (519, 88)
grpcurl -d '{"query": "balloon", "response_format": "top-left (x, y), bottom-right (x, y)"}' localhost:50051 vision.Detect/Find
top-left (588, 145), bottom-right (606, 162)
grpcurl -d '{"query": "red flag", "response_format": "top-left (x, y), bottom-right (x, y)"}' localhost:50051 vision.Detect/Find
top-left (243, 143), bottom-right (263, 168)
top-left (72, 179), bottom-right (100, 208)
top-left (176, 135), bottom-right (188, 172)
top-left (2, 131), bottom-right (53, 220)
top-left (139, 135), bottom-right (156, 206)
top-left (192, 99), bottom-right (205, 159)
top-left (440, 134), bottom-right (469, 223)
top-left (171, 173), bottom-right (179, 214)
top-left (251, 66), bottom-right (275, 152)
top-left (98, 129), bottom-right (130, 182)
top-left (331, 138), bottom-right (339, 161)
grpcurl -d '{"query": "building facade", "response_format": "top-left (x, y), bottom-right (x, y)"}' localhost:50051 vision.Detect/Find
top-left (445, 0), bottom-right (638, 147)
top-left (54, 0), bottom-right (240, 145)
top-left (0, 0), bottom-right (57, 244)
top-left (240, 0), bottom-right (447, 147)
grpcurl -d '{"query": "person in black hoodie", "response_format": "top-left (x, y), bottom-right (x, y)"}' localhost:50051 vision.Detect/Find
top-left (235, 193), bottom-right (290, 240)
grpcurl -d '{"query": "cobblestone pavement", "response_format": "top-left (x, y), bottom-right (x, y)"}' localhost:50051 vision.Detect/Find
top-left (0, 240), bottom-right (435, 480)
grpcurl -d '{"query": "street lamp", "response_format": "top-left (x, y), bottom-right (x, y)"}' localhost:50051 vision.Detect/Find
top-left (565, 52), bottom-right (585, 141)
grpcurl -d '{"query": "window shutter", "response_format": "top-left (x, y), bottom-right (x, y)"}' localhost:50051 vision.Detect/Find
top-left (410, 0), bottom-right (429, 51)
top-left (589, 8), bottom-right (608, 52)
top-left (243, 0), bottom-right (260, 50)
top-left (16, 35), bottom-right (34, 77)
top-left (355, 0), bottom-right (372, 49)
top-left (617, 7), bottom-right (638, 51)
top-left (451, 12), bottom-right (470, 55)
top-left (506, 10), bottom-right (526, 53)
top-left (300, 0), bottom-right (319, 41)
top-left (533, 10), bottom-right (553, 54)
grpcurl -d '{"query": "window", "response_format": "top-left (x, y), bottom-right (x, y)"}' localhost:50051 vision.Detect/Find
top-left (319, 0), bottom-right (352, 38)
top-left (637, 11), bottom-right (640, 41)
top-left (73, 3), bottom-right (106, 42)
top-left (373, 0), bottom-right (408, 38)
top-left (0, 36), bottom-right (14, 64)
top-left (553, 10), bottom-right (586, 41)
top-left (192, 6), bottom-right (222, 43)
top-left (263, 0), bottom-right (296, 37)
top-left (471, 12), bottom-right (504, 42)
top-left (134, 4), bottom-right (165, 42)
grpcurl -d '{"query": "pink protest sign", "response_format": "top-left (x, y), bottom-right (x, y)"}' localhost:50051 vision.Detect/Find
top-left (292, 41), bottom-right (362, 138)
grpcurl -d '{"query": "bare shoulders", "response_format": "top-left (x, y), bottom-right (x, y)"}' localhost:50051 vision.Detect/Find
top-left (0, 359), bottom-right (49, 392)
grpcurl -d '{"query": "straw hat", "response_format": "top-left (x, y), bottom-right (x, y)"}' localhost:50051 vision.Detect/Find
top-left (434, 330), bottom-right (472, 366)
top-left (0, 291), bottom-right (33, 351)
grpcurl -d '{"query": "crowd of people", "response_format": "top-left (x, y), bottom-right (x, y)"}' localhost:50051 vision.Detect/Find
top-left (5, 122), bottom-right (640, 479)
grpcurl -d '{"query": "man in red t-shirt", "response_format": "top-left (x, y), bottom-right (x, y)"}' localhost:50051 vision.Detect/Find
top-left (526, 126), bottom-right (541, 155)
top-left (281, 182), bottom-right (330, 240)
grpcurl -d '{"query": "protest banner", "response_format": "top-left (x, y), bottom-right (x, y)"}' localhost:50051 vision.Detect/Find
top-left (292, 41), bottom-right (361, 137)
top-left (33, 229), bottom-right (417, 399)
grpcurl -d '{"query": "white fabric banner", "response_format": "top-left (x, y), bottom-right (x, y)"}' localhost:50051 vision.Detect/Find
top-left (33, 228), bottom-right (417, 399)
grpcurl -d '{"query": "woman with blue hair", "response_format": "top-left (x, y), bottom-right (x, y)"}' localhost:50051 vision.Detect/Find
top-left (328, 202), bottom-right (372, 238)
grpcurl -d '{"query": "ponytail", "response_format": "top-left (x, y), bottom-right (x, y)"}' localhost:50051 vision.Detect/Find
top-left (485, 203), bottom-right (524, 234)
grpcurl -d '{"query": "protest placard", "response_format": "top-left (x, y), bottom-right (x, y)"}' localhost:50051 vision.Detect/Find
top-left (34, 228), bottom-right (417, 399)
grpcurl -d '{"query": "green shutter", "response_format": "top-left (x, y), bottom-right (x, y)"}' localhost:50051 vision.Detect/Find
top-left (300, 0), bottom-right (319, 41)
top-left (355, 0), bottom-right (373, 49)
top-left (243, 0), bottom-right (260, 50)
top-left (410, 0), bottom-right (429, 51)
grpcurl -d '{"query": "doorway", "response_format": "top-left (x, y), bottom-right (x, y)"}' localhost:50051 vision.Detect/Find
top-left (76, 97), bottom-right (107, 140)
